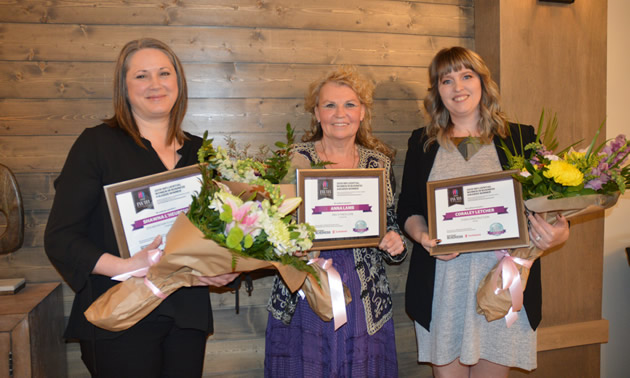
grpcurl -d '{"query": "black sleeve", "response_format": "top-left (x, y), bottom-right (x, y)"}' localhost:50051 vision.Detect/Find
top-left (44, 128), bottom-right (106, 293)
top-left (397, 129), bottom-right (426, 230)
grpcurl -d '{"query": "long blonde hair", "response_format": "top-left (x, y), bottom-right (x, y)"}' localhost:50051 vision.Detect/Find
top-left (303, 65), bottom-right (394, 160)
top-left (423, 46), bottom-right (508, 150)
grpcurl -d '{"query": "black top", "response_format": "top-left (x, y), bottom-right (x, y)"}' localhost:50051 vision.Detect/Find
top-left (396, 124), bottom-right (542, 331)
top-left (44, 123), bottom-right (212, 340)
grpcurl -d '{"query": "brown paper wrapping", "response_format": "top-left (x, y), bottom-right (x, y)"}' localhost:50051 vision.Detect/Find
top-left (300, 255), bottom-right (352, 322)
top-left (476, 193), bottom-right (620, 322)
top-left (85, 213), bottom-right (308, 332)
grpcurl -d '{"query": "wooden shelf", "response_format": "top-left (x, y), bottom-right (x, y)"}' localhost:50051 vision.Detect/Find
top-left (0, 282), bottom-right (67, 378)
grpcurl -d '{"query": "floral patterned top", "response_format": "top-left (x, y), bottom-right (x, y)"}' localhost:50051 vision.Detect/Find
top-left (267, 142), bottom-right (407, 335)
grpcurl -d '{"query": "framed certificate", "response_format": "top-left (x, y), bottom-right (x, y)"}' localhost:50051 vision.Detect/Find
top-left (297, 168), bottom-right (386, 250)
top-left (104, 165), bottom-right (202, 258)
top-left (427, 170), bottom-right (529, 255)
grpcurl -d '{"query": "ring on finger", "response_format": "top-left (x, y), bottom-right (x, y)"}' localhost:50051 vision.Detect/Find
top-left (535, 235), bottom-right (542, 241)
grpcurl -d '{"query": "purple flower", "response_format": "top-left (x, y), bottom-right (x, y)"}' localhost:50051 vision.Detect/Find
top-left (586, 163), bottom-right (612, 190)
top-left (585, 178), bottom-right (605, 190)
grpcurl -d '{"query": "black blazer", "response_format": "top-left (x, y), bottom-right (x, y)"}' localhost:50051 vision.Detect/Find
top-left (45, 124), bottom-right (212, 340)
top-left (396, 123), bottom-right (542, 331)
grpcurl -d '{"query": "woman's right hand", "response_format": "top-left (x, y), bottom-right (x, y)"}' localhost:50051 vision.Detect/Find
top-left (92, 235), bottom-right (163, 277)
top-left (126, 235), bottom-right (163, 272)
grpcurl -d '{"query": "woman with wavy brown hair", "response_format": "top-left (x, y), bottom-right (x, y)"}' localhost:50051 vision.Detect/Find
top-left (398, 46), bottom-right (569, 377)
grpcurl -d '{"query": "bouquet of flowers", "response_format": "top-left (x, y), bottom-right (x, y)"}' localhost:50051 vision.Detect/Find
top-left (476, 111), bottom-right (630, 326)
top-left (85, 125), bottom-right (350, 332)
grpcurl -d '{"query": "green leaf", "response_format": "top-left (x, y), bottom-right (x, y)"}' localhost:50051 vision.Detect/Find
top-left (243, 234), bottom-right (254, 248)
top-left (226, 227), bottom-right (244, 250)
top-left (585, 119), bottom-right (606, 159)
top-left (219, 204), bottom-right (233, 223)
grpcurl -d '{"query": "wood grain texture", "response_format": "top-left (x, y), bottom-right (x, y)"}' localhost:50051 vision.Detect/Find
top-left (0, 164), bottom-right (24, 254)
top-left (0, 283), bottom-right (67, 377)
top-left (0, 0), bottom-right (471, 376)
top-left (1, 62), bottom-right (431, 100)
top-left (475, 1), bottom-right (608, 376)
top-left (0, 23), bottom-right (471, 66)
top-left (0, 98), bottom-right (424, 137)
top-left (0, 0), bottom-right (473, 37)
top-left (537, 319), bottom-right (609, 352)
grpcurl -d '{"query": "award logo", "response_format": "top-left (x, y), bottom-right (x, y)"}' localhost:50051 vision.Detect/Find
top-left (447, 186), bottom-right (464, 207)
top-left (133, 187), bottom-right (154, 213)
top-left (488, 222), bottom-right (506, 236)
top-left (353, 220), bottom-right (369, 233)
top-left (318, 179), bottom-right (334, 200)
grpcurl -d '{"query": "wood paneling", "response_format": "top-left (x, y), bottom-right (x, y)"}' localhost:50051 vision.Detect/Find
top-left (537, 319), bottom-right (609, 352)
top-left (0, 98), bottom-right (424, 138)
top-left (475, 0), bottom-right (608, 376)
top-left (0, 0), bottom-right (472, 376)
top-left (1, 23), bottom-right (469, 66)
top-left (1, 62), bottom-right (431, 100)
top-left (0, 0), bottom-right (473, 37)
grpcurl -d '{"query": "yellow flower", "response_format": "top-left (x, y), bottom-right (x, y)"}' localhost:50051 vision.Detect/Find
top-left (566, 150), bottom-right (586, 161)
top-left (543, 160), bottom-right (584, 186)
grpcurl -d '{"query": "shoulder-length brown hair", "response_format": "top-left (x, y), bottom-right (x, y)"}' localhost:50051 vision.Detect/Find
top-left (104, 38), bottom-right (188, 148)
top-left (303, 65), bottom-right (394, 160)
top-left (423, 46), bottom-right (508, 150)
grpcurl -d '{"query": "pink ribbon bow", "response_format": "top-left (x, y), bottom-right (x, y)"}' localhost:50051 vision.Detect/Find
top-left (308, 257), bottom-right (347, 330)
top-left (491, 250), bottom-right (534, 327)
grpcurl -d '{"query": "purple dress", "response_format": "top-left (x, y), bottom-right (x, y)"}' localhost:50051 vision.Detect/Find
top-left (265, 143), bottom-right (406, 377)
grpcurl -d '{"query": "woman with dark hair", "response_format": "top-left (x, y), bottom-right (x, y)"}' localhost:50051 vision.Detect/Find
top-left (265, 65), bottom-right (407, 377)
top-left (45, 38), bottom-right (236, 377)
top-left (397, 47), bottom-right (570, 377)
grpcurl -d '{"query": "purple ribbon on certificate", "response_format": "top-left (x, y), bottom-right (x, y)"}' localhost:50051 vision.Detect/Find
top-left (442, 206), bottom-right (508, 221)
top-left (311, 204), bottom-right (372, 215)
top-left (132, 207), bottom-right (189, 230)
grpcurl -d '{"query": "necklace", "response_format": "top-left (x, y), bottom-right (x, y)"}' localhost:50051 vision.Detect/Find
top-left (320, 139), bottom-right (358, 169)
top-left (171, 141), bottom-right (178, 170)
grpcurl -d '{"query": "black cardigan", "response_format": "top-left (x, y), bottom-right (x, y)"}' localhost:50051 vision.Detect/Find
top-left (396, 123), bottom-right (542, 331)
top-left (44, 124), bottom-right (212, 340)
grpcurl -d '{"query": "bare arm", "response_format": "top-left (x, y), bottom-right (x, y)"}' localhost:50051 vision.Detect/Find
top-left (404, 214), bottom-right (458, 261)
top-left (92, 235), bottom-right (163, 277)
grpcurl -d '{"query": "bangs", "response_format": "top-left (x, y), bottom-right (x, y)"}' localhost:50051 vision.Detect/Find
top-left (433, 49), bottom-right (476, 81)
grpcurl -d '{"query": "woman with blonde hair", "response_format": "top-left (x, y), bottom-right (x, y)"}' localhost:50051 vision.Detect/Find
top-left (265, 65), bottom-right (407, 377)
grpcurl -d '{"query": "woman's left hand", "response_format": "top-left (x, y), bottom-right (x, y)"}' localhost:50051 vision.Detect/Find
top-left (379, 231), bottom-right (406, 256)
top-left (528, 212), bottom-right (570, 250)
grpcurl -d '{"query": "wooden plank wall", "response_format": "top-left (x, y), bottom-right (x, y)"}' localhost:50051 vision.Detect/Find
top-left (0, 1), bottom-right (473, 376)
top-left (476, 1), bottom-right (609, 377)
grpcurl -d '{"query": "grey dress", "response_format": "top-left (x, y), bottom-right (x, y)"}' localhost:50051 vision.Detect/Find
top-left (415, 143), bottom-right (537, 370)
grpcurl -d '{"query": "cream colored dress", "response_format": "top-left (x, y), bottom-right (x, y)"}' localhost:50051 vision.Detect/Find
top-left (415, 144), bottom-right (537, 370)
